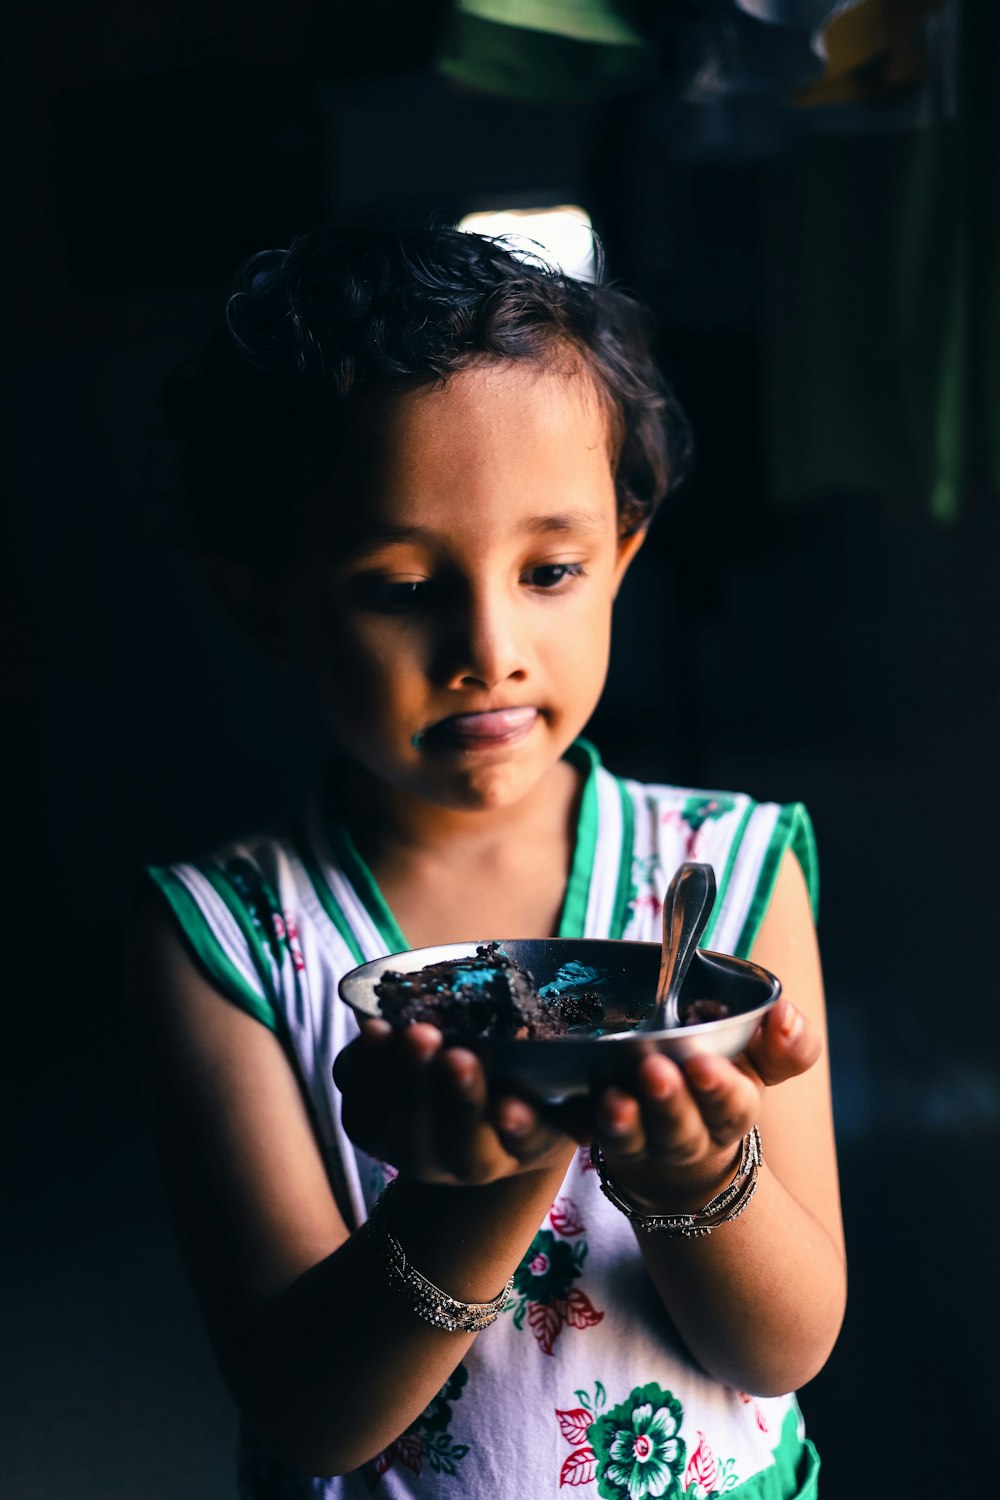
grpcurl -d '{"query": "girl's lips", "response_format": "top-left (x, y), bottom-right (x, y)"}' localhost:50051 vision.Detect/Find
top-left (422, 706), bottom-right (539, 747)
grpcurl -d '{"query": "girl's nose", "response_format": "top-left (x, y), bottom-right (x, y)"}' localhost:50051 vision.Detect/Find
top-left (439, 588), bottom-right (528, 691)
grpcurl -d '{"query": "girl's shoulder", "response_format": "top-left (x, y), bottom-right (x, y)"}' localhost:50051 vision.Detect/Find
top-left (145, 820), bottom-right (302, 1035)
top-left (144, 796), bottom-right (374, 1036)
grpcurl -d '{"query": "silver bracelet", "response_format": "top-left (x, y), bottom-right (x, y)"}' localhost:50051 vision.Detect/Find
top-left (369, 1182), bottom-right (514, 1333)
top-left (590, 1126), bottom-right (763, 1237)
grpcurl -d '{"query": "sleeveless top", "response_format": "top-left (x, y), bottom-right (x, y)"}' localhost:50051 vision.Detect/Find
top-left (149, 742), bottom-right (821, 1500)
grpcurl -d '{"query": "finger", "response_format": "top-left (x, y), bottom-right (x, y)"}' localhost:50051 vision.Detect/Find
top-left (437, 1047), bottom-right (488, 1112)
top-left (593, 1086), bottom-right (648, 1164)
top-left (397, 1021), bottom-right (446, 1065)
top-left (626, 1052), bottom-right (701, 1158)
top-left (358, 1018), bottom-right (392, 1041)
top-left (491, 1094), bottom-right (564, 1168)
top-left (334, 1032), bottom-right (395, 1156)
top-left (431, 1048), bottom-right (497, 1181)
top-left (333, 1018), bottom-right (390, 1090)
top-left (630, 1052), bottom-right (683, 1124)
top-left (390, 1024), bottom-right (446, 1173)
top-left (682, 1054), bottom-right (761, 1150)
top-left (607, 1065), bottom-right (712, 1168)
top-left (743, 1000), bottom-right (823, 1086)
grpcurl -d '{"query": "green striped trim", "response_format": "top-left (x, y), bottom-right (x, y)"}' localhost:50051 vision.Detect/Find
top-left (734, 803), bottom-right (820, 959)
top-left (725, 1407), bottom-right (819, 1499)
top-left (293, 820), bottom-right (368, 967)
top-left (701, 798), bottom-right (756, 952)
top-left (557, 739), bottom-right (600, 938)
top-left (608, 776), bottom-right (636, 940)
top-left (325, 818), bottom-right (409, 956)
top-left (146, 866), bottom-right (279, 1033)
top-left (199, 864), bottom-right (283, 1006)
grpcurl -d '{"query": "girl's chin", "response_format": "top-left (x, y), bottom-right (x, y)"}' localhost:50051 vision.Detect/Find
top-left (418, 743), bottom-right (571, 814)
top-left (343, 725), bottom-right (574, 815)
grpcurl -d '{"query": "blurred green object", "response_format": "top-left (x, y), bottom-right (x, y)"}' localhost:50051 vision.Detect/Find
top-left (438, 1), bottom-right (655, 102)
top-left (455, 0), bottom-right (646, 46)
top-left (762, 0), bottom-right (997, 522)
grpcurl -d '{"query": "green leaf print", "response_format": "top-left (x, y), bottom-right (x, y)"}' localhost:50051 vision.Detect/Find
top-left (410, 1362), bottom-right (468, 1437)
top-left (363, 1361), bottom-right (473, 1488)
top-left (423, 1431), bottom-right (469, 1476)
top-left (222, 857), bottom-right (285, 966)
top-left (512, 1229), bottom-right (578, 1303)
top-left (588, 1382), bottom-right (687, 1500)
top-left (680, 796), bottom-right (736, 834)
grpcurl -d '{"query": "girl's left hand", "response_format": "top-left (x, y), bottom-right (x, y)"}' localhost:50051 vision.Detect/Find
top-left (495, 997), bottom-right (822, 1206)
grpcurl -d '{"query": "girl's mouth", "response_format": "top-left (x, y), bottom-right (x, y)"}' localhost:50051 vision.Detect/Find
top-left (419, 706), bottom-right (539, 751)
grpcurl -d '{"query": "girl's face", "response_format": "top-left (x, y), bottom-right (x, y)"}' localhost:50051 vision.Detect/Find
top-left (280, 358), bottom-right (643, 815)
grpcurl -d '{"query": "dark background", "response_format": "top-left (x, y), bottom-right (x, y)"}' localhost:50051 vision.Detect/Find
top-left (5, 4), bottom-right (998, 1497)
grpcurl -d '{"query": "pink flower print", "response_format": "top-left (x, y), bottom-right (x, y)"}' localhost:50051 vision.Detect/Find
top-left (660, 805), bottom-right (700, 858)
top-left (678, 795), bottom-right (737, 859)
top-left (511, 1229), bottom-right (604, 1353)
top-left (560, 1446), bottom-right (597, 1486)
top-left (367, 1432), bottom-right (423, 1487)
top-left (283, 914), bottom-right (306, 971)
top-left (549, 1197), bottom-right (586, 1237)
top-left (557, 1408), bottom-right (594, 1447)
top-left (739, 1392), bottom-right (768, 1432)
top-left (555, 1382), bottom-right (606, 1488)
top-left (528, 1300), bottom-right (564, 1356)
top-left (271, 911), bottom-right (306, 972)
top-left (683, 1431), bottom-right (717, 1495)
top-left (563, 1287), bottom-right (603, 1330)
top-left (631, 892), bottom-right (664, 922)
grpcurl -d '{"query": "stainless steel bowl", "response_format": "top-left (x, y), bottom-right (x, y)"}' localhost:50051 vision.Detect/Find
top-left (339, 938), bottom-right (781, 1104)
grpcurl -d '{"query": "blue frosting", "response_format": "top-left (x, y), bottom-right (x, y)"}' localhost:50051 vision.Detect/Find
top-left (538, 961), bottom-right (607, 999)
top-left (439, 965), bottom-right (500, 991)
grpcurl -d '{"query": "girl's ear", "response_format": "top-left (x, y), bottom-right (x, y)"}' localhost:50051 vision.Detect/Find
top-left (196, 554), bottom-right (292, 663)
top-left (612, 526), bottom-right (647, 598)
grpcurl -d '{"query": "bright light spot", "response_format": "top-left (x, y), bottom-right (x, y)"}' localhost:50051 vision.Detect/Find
top-left (458, 205), bottom-right (597, 282)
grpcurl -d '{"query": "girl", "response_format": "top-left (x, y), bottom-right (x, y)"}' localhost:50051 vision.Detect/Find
top-left (133, 226), bottom-right (844, 1499)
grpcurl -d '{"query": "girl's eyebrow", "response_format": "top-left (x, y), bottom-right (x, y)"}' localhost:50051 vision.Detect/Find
top-left (516, 510), bottom-right (610, 537)
top-left (340, 510), bottom-right (608, 558)
top-left (334, 523), bottom-right (435, 560)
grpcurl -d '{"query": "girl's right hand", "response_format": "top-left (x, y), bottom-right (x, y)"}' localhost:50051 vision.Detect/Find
top-left (333, 1020), bottom-right (574, 1185)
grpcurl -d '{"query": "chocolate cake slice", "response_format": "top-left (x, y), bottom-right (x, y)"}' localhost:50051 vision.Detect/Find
top-left (375, 943), bottom-right (602, 1041)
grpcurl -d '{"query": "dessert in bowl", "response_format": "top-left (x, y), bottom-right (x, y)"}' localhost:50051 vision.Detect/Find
top-left (339, 938), bottom-right (780, 1104)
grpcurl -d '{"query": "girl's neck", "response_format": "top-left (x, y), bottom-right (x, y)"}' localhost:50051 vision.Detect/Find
top-left (336, 754), bottom-right (585, 946)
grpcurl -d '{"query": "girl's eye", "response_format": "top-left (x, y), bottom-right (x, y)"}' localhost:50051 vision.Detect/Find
top-left (523, 562), bottom-right (585, 592)
top-left (352, 577), bottom-right (431, 613)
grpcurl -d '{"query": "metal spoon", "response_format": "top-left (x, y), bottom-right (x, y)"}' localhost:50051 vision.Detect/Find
top-left (644, 862), bottom-right (718, 1031)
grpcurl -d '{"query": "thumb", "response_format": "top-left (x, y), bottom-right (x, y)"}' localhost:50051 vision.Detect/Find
top-left (742, 1000), bottom-right (823, 1087)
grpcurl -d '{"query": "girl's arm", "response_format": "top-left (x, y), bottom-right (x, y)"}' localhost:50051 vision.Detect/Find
top-left (129, 902), bottom-right (575, 1478)
top-left (587, 849), bottom-right (846, 1395)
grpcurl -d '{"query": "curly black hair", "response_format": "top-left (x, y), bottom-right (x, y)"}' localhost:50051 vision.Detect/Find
top-left (160, 225), bottom-right (691, 569)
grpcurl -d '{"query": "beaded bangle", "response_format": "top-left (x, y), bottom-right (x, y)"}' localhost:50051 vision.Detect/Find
top-left (369, 1182), bottom-right (514, 1333)
top-left (590, 1126), bottom-right (763, 1238)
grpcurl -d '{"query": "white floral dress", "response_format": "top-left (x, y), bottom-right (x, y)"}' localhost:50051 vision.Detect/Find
top-left (150, 741), bottom-right (821, 1500)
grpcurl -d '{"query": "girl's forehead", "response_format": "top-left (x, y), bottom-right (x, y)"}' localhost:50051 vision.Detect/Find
top-left (314, 360), bottom-right (616, 545)
top-left (355, 356), bottom-right (608, 447)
